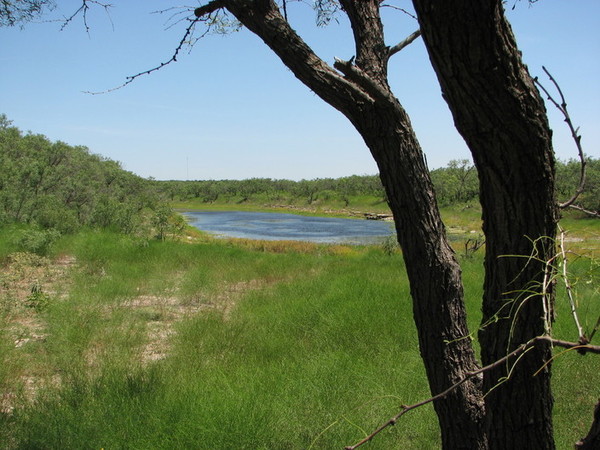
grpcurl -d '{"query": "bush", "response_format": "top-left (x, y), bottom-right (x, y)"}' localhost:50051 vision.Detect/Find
top-left (15, 228), bottom-right (61, 255)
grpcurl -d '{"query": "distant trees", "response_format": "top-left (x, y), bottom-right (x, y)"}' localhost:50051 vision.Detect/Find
top-left (0, 114), bottom-right (167, 234)
top-left (557, 157), bottom-right (600, 213)
top-left (158, 176), bottom-right (384, 207)
top-left (158, 160), bottom-right (598, 213)
top-left (430, 159), bottom-right (479, 206)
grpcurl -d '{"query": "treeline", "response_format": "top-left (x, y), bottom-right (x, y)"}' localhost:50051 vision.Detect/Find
top-left (158, 157), bottom-right (600, 212)
top-left (0, 115), bottom-right (178, 237)
top-left (158, 175), bottom-right (386, 207)
top-left (1, 112), bottom-right (597, 239)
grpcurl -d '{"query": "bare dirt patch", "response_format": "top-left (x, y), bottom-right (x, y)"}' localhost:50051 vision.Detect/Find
top-left (0, 252), bottom-right (76, 414)
top-left (124, 279), bottom-right (269, 364)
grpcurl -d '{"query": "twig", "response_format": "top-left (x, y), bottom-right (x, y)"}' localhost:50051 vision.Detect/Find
top-left (380, 4), bottom-right (417, 20)
top-left (534, 66), bottom-right (586, 209)
top-left (84, 11), bottom-right (203, 94)
top-left (388, 29), bottom-right (421, 57)
top-left (344, 335), bottom-right (600, 449)
top-left (558, 225), bottom-right (585, 341)
top-left (568, 204), bottom-right (600, 218)
top-left (60, 0), bottom-right (113, 34)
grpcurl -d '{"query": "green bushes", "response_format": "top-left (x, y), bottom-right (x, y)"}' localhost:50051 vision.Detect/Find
top-left (14, 228), bottom-right (61, 256)
top-left (0, 114), bottom-right (167, 235)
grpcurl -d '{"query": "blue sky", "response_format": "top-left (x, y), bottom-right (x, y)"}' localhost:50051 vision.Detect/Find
top-left (1, 0), bottom-right (598, 181)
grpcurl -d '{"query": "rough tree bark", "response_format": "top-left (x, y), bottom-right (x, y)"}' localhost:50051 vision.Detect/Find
top-left (196, 0), bottom-right (486, 447)
top-left (194, 0), bottom-right (560, 447)
top-left (412, 0), bottom-right (557, 448)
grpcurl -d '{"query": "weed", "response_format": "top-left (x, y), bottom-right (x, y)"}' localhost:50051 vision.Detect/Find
top-left (25, 283), bottom-right (51, 312)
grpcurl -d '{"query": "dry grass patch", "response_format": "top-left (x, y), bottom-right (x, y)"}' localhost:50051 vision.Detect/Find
top-left (0, 252), bottom-right (76, 415)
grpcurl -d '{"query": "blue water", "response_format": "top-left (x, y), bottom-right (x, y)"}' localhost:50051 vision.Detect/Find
top-left (182, 210), bottom-right (394, 244)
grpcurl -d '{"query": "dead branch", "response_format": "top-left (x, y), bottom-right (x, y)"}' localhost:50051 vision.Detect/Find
top-left (344, 335), bottom-right (600, 450)
top-left (333, 57), bottom-right (392, 104)
top-left (534, 66), bottom-right (586, 209)
top-left (194, 0), bottom-right (227, 18)
top-left (388, 29), bottom-right (421, 57)
top-left (568, 204), bottom-right (600, 218)
top-left (60, 0), bottom-right (113, 34)
top-left (557, 226), bottom-right (585, 341)
top-left (380, 4), bottom-right (417, 20)
top-left (85, 8), bottom-right (209, 95)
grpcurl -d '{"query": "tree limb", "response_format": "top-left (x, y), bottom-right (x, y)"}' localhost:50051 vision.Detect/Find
top-left (221, 0), bottom-right (374, 113)
top-left (388, 29), bottom-right (421, 58)
top-left (194, 0), bottom-right (227, 18)
top-left (85, 11), bottom-right (201, 94)
top-left (344, 335), bottom-right (600, 450)
top-left (534, 66), bottom-right (586, 209)
top-left (333, 57), bottom-right (394, 104)
top-left (557, 226), bottom-right (585, 342)
top-left (60, 0), bottom-right (112, 34)
top-left (568, 204), bottom-right (600, 218)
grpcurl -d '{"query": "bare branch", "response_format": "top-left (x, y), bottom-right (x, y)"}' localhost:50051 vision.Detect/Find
top-left (388, 29), bottom-right (421, 57)
top-left (534, 66), bottom-right (586, 209)
top-left (568, 204), bottom-right (600, 218)
top-left (333, 57), bottom-right (392, 104)
top-left (558, 226), bottom-right (585, 342)
top-left (85, 12), bottom-right (201, 94)
top-left (380, 4), bottom-right (417, 20)
top-left (60, 0), bottom-right (113, 34)
top-left (194, 0), bottom-right (227, 18)
top-left (345, 335), bottom-right (600, 450)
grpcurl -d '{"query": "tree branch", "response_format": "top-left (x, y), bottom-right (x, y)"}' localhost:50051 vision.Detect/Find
top-left (221, 0), bottom-right (373, 113)
top-left (333, 57), bottom-right (394, 104)
top-left (194, 0), bottom-right (227, 18)
top-left (388, 29), bottom-right (421, 58)
top-left (568, 204), bottom-right (600, 218)
top-left (557, 226), bottom-right (585, 342)
top-left (534, 66), bottom-right (586, 209)
top-left (345, 335), bottom-right (600, 450)
top-left (60, 0), bottom-right (113, 34)
top-left (85, 11), bottom-right (202, 94)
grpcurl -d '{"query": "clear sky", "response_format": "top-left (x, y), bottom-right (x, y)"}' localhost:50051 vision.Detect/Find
top-left (1, 0), bottom-right (598, 181)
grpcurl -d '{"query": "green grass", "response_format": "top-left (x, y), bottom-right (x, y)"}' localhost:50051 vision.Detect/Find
top-left (1, 217), bottom-right (598, 449)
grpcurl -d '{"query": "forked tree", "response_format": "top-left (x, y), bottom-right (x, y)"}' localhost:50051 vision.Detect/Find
top-left (3, 0), bottom-right (596, 448)
top-left (190, 1), bottom-right (558, 448)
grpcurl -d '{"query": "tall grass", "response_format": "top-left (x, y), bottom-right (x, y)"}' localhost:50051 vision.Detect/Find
top-left (1, 226), bottom-right (598, 449)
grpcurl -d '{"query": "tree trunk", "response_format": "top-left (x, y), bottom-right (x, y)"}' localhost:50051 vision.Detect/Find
top-left (352, 101), bottom-right (487, 449)
top-left (210, 1), bottom-right (487, 447)
top-left (413, 1), bottom-right (558, 448)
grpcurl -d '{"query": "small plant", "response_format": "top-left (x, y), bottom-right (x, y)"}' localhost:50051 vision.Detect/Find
top-left (25, 282), bottom-right (51, 312)
top-left (380, 234), bottom-right (399, 256)
top-left (463, 235), bottom-right (485, 258)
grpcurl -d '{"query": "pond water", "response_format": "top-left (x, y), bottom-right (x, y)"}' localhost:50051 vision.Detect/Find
top-left (182, 210), bottom-right (395, 244)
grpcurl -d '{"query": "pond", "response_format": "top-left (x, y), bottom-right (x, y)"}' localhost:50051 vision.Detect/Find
top-left (182, 210), bottom-right (395, 244)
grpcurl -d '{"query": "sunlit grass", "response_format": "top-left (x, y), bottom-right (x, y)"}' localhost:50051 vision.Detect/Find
top-left (1, 214), bottom-right (599, 448)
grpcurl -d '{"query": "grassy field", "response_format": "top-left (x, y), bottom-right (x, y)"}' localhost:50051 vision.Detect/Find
top-left (0, 212), bottom-right (598, 449)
